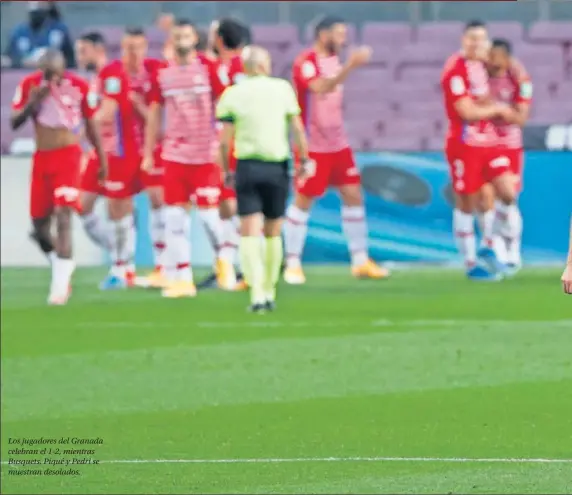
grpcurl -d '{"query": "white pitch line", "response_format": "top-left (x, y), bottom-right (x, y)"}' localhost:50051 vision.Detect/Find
top-left (2, 456), bottom-right (572, 466)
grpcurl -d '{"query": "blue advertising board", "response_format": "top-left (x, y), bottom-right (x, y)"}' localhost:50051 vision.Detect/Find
top-left (134, 151), bottom-right (572, 267)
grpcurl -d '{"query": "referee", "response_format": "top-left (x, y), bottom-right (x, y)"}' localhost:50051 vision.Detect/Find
top-left (216, 46), bottom-right (312, 313)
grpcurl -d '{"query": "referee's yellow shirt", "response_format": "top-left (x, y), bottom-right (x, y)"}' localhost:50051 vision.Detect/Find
top-left (216, 75), bottom-right (301, 162)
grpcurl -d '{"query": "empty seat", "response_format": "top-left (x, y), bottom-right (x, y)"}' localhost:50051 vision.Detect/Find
top-left (0, 70), bottom-right (29, 107)
top-left (397, 43), bottom-right (452, 68)
top-left (252, 23), bottom-right (299, 49)
top-left (81, 26), bottom-right (124, 48)
top-left (361, 22), bottom-right (413, 48)
top-left (516, 43), bottom-right (565, 67)
top-left (487, 22), bottom-right (524, 45)
top-left (528, 21), bottom-right (572, 44)
top-left (415, 22), bottom-right (464, 44)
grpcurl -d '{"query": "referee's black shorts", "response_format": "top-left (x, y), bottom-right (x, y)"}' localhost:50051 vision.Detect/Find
top-left (235, 158), bottom-right (289, 220)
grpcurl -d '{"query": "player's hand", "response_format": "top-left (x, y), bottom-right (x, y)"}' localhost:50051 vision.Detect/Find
top-left (562, 265), bottom-right (572, 295)
top-left (347, 46), bottom-right (372, 69)
top-left (297, 158), bottom-right (316, 182)
top-left (497, 104), bottom-right (516, 122)
top-left (224, 171), bottom-right (235, 189)
top-left (141, 155), bottom-right (154, 172)
top-left (129, 91), bottom-right (145, 106)
top-left (28, 83), bottom-right (50, 111)
top-left (97, 156), bottom-right (108, 183)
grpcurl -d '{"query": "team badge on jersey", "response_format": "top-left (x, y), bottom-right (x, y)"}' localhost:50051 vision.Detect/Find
top-left (233, 72), bottom-right (246, 84)
top-left (217, 65), bottom-right (230, 86)
top-left (105, 77), bottom-right (121, 95)
top-left (301, 61), bottom-right (317, 79)
top-left (520, 81), bottom-right (533, 99)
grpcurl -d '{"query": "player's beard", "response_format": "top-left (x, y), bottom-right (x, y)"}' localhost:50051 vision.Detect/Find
top-left (85, 62), bottom-right (97, 72)
top-left (175, 45), bottom-right (193, 58)
top-left (325, 40), bottom-right (337, 56)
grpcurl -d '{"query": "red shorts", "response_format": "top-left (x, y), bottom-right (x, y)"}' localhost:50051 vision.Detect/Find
top-left (163, 160), bottom-right (221, 207)
top-left (81, 153), bottom-right (142, 199)
top-left (295, 147), bottom-right (361, 198)
top-left (140, 148), bottom-right (165, 189)
top-left (30, 144), bottom-right (82, 219)
top-left (445, 140), bottom-right (511, 195)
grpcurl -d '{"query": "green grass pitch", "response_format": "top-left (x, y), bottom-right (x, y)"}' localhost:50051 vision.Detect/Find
top-left (1, 266), bottom-right (571, 494)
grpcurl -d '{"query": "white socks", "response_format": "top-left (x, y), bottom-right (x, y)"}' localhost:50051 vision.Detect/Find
top-left (284, 205), bottom-right (309, 268)
top-left (164, 206), bottom-right (192, 283)
top-left (219, 216), bottom-right (240, 265)
top-left (453, 209), bottom-right (477, 269)
top-left (494, 200), bottom-right (523, 265)
top-left (108, 215), bottom-right (136, 278)
top-left (150, 206), bottom-right (166, 271)
top-left (198, 208), bottom-right (224, 259)
top-left (477, 209), bottom-right (495, 249)
top-left (341, 205), bottom-right (369, 267)
top-left (81, 211), bottom-right (109, 249)
top-left (50, 257), bottom-right (75, 297)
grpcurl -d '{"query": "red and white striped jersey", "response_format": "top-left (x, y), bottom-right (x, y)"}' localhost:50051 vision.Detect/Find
top-left (441, 53), bottom-right (498, 147)
top-left (488, 58), bottom-right (532, 150)
top-left (12, 71), bottom-right (96, 132)
top-left (148, 54), bottom-right (220, 165)
top-left (292, 49), bottom-right (349, 153)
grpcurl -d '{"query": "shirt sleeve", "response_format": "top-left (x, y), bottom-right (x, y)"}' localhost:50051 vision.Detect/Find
top-left (284, 81), bottom-right (301, 117)
top-left (441, 65), bottom-right (471, 105)
top-left (292, 56), bottom-right (320, 91)
top-left (215, 87), bottom-right (236, 123)
top-left (11, 76), bottom-right (31, 111)
top-left (98, 66), bottom-right (124, 101)
top-left (147, 67), bottom-right (164, 105)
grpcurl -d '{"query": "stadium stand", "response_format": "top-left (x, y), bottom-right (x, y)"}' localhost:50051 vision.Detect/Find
top-left (1, 1), bottom-right (571, 153)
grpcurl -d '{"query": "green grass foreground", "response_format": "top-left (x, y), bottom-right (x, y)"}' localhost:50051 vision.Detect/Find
top-left (1, 266), bottom-right (571, 494)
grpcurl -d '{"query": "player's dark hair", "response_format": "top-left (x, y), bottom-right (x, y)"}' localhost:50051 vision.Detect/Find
top-left (125, 26), bottom-right (145, 37)
top-left (314, 15), bottom-right (344, 39)
top-left (80, 31), bottom-right (106, 47)
top-left (241, 24), bottom-right (252, 46)
top-left (464, 20), bottom-right (486, 31)
top-left (492, 38), bottom-right (512, 55)
top-left (217, 18), bottom-right (246, 50)
top-left (195, 29), bottom-right (208, 52)
top-left (175, 18), bottom-right (197, 30)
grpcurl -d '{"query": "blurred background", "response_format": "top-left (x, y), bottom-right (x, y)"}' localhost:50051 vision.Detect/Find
top-left (1, 1), bottom-right (571, 268)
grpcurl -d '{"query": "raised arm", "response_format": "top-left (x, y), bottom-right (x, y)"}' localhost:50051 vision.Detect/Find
top-left (10, 79), bottom-right (50, 130)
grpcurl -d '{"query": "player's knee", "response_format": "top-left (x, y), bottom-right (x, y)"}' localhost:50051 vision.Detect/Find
top-left (219, 199), bottom-right (236, 219)
top-left (54, 207), bottom-right (72, 232)
top-left (455, 193), bottom-right (477, 214)
top-left (108, 198), bottom-right (133, 220)
top-left (80, 192), bottom-right (97, 215)
top-left (477, 184), bottom-right (495, 212)
top-left (32, 217), bottom-right (51, 241)
top-left (294, 193), bottom-right (313, 212)
top-left (339, 186), bottom-right (362, 207)
top-left (148, 188), bottom-right (164, 209)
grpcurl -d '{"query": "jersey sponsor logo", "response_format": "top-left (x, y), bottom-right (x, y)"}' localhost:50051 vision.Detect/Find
top-left (87, 91), bottom-right (99, 109)
top-left (450, 76), bottom-right (465, 96)
top-left (12, 85), bottom-right (23, 105)
top-left (520, 81), bottom-right (533, 99)
top-left (105, 77), bottom-right (121, 95)
top-left (301, 61), bottom-right (317, 80)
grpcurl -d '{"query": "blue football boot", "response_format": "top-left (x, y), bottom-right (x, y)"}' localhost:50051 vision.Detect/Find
top-left (99, 274), bottom-right (127, 291)
top-left (466, 265), bottom-right (503, 282)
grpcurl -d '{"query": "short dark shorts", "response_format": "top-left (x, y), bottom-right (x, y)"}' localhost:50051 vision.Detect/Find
top-left (235, 158), bottom-right (289, 220)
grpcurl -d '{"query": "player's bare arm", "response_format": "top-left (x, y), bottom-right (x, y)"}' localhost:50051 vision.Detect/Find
top-left (141, 101), bottom-right (161, 171)
top-left (453, 96), bottom-right (513, 122)
top-left (309, 46), bottom-right (371, 94)
top-left (94, 96), bottom-right (118, 124)
top-left (562, 219), bottom-right (572, 294)
top-left (10, 84), bottom-right (50, 130)
top-left (84, 117), bottom-right (108, 181)
top-left (289, 115), bottom-right (312, 180)
top-left (218, 122), bottom-right (234, 177)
